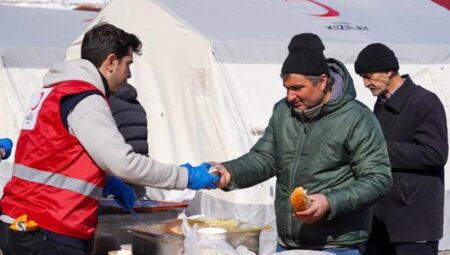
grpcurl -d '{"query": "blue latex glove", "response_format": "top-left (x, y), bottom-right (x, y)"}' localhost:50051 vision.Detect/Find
top-left (181, 162), bottom-right (219, 190)
top-left (0, 138), bottom-right (13, 160)
top-left (103, 176), bottom-right (136, 211)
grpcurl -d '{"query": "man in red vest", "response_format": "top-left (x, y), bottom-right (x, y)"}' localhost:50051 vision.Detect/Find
top-left (0, 23), bottom-right (218, 255)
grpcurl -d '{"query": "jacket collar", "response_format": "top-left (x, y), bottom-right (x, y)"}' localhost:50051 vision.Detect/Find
top-left (43, 59), bottom-right (105, 95)
top-left (99, 71), bottom-right (111, 98)
top-left (376, 75), bottom-right (415, 113)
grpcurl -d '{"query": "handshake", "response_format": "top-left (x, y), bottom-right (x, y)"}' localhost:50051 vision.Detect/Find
top-left (182, 162), bottom-right (228, 190)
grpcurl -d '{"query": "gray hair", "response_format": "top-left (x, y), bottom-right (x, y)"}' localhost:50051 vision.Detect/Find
top-left (307, 75), bottom-right (334, 89)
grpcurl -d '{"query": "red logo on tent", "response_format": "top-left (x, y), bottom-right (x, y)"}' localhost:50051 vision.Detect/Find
top-left (432, 0), bottom-right (450, 10)
top-left (285, 0), bottom-right (340, 17)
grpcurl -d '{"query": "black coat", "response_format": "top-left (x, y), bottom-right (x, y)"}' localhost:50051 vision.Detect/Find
top-left (373, 75), bottom-right (448, 242)
top-left (110, 84), bottom-right (149, 198)
top-left (110, 83), bottom-right (149, 156)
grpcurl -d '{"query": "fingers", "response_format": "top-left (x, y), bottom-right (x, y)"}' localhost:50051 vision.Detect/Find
top-left (292, 194), bottom-right (330, 224)
top-left (216, 167), bottom-right (231, 189)
top-left (205, 162), bottom-right (231, 189)
top-left (293, 209), bottom-right (318, 224)
top-left (207, 183), bottom-right (217, 189)
top-left (207, 174), bottom-right (220, 189)
top-left (186, 161), bottom-right (232, 190)
top-left (210, 174), bottom-right (220, 183)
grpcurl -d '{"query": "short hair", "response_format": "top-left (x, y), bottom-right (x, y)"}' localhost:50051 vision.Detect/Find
top-left (81, 22), bottom-right (142, 68)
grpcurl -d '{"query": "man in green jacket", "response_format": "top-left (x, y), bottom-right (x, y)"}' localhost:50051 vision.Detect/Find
top-left (214, 33), bottom-right (392, 254)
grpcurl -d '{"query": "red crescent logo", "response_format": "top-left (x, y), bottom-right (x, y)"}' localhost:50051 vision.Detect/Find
top-left (432, 0), bottom-right (450, 10)
top-left (285, 0), bottom-right (340, 17)
top-left (30, 92), bottom-right (44, 111)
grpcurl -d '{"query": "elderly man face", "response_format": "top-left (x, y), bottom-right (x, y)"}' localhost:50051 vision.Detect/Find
top-left (360, 71), bottom-right (393, 98)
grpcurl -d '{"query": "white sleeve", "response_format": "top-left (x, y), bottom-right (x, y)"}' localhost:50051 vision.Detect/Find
top-left (67, 95), bottom-right (188, 190)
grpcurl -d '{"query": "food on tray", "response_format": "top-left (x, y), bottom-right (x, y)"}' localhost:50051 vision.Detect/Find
top-left (170, 218), bottom-right (240, 235)
top-left (170, 225), bottom-right (183, 235)
top-left (290, 186), bottom-right (311, 212)
top-left (203, 219), bottom-right (240, 230)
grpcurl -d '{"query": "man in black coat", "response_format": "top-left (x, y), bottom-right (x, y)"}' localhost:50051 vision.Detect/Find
top-left (354, 43), bottom-right (448, 255)
top-left (110, 83), bottom-right (148, 198)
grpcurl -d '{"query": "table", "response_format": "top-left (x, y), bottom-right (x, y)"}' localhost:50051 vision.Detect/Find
top-left (90, 203), bottom-right (186, 255)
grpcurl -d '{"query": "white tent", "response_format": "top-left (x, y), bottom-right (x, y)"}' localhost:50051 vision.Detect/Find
top-left (69, 0), bottom-right (450, 252)
top-left (0, 5), bottom-right (97, 190)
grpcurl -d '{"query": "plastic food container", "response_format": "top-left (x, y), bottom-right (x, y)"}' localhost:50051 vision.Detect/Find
top-left (197, 227), bottom-right (227, 240)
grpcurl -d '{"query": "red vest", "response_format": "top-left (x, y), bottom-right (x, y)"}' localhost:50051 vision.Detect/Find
top-left (1, 80), bottom-right (107, 240)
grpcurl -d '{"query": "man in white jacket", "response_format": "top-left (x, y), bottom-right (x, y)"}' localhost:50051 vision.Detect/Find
top-left (0, 23), bottom-right (217, 255)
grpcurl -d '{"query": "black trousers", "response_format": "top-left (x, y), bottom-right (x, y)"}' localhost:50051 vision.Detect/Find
top-left (365, 217), bottom-right (439, 255)
top-left (0, 221), bottom-right (87, 255)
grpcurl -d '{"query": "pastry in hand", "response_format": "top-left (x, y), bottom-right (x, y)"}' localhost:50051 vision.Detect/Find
top-left (290, 187), bottom-right (311, 212)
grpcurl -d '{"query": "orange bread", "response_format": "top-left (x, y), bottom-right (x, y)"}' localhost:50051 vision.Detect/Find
top-left (290, 187), bottom-right (310, 212)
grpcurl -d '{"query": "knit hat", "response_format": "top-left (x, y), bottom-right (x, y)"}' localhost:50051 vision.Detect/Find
top-left (281, 33), bottom-right (329, 76)
top-left (354, 43), bottom-right (399, 74)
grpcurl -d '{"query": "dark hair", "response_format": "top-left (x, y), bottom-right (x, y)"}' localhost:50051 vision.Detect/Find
top-left (81, 22), bottom-right (142, 68)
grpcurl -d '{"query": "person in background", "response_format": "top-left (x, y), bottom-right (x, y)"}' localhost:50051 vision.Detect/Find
top-left (354, 43), bottom-right (448, 255)
top-left (213, 33), bottom-right (392, 255)
top-left (0, 138), bottom-right (13, 161)
top-left (110, 83), bottom-right (148, 198)
top-left (0, 23), bottom-right (218, 255)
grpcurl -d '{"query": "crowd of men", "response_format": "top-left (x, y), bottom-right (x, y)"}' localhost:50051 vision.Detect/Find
top-left (0, 23), bottom-right (447, 255)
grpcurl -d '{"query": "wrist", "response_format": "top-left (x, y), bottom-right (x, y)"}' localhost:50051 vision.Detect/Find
top-left (0, 148), bottom-right (5, 159)
top-left (185, 166), bottom-right (198, 190)
top-left (222, 181), bottom-right (238, 191)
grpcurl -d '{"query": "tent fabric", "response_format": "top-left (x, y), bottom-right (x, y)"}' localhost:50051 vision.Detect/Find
top-left (158, 0), bottom-right (450, 65)
top-left (64, 1), bottom-right (450, 253)
top-left (68, 0), bottom-right (450, 252)
top-left (0, 5), bottom-right (96, 67)
top-left (0, 5), bottom-right (96, 195)
top-left (0, 5), bottom-right (97, 132)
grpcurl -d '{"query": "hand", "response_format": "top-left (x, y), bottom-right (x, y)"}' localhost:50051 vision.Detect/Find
top-left (0, 138), bottom-right (13, 160)
top-left (181, 162), bottom-right (219, 190)
top-left (293, 193), bottom-right (330, 224)
top-left (210, 162), bottom-right (232, 189)
top-left (103, 176), bottom-right (136, 211)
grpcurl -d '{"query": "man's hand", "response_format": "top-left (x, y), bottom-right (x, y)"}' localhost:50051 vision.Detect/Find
top-left (293, 193), bottom-right (330, 224)
top-left (103, 176), bottom-right (137, 211)
top-left (182, 162), bottom-right (219, 190)
top-left (0, 138), bottom-right (13, 160)
top-left (209, 162), bottom-right (232, 189)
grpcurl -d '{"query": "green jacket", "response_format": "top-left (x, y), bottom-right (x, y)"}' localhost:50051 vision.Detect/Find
top-left (222, 59), bottom-right (392, 249)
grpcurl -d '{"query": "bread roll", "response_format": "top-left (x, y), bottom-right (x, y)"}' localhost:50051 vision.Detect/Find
top-left (290, 187), bottom-right (310, 212)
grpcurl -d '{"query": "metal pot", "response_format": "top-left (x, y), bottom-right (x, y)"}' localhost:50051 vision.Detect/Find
top-left (130, 219), bottom-right (263, 255)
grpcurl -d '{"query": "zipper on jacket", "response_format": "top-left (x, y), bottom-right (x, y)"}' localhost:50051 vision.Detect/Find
top-left (287, 121), bottom-right (308, 239)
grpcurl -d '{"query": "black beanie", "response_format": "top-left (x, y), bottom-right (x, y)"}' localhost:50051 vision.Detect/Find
top-left (354, 43), bottom-right (399, 74)
top-left (281, 33), bottom-right (329, 76)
